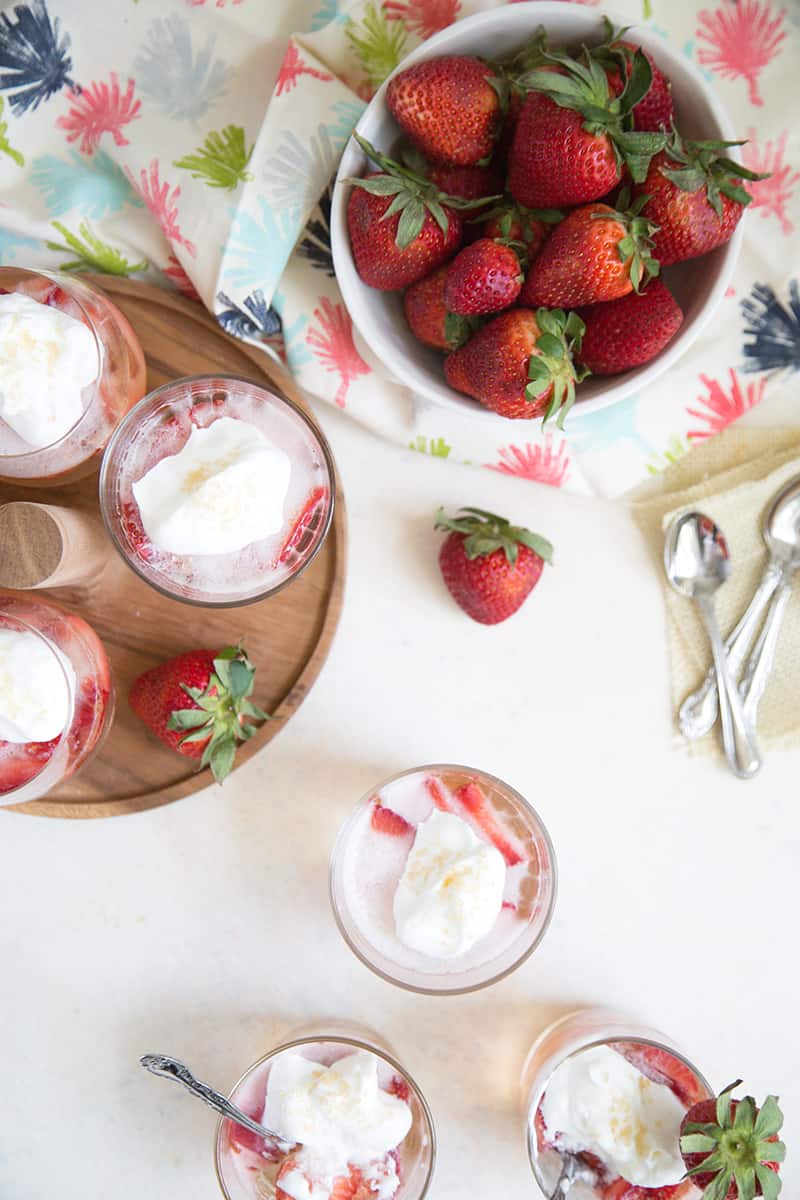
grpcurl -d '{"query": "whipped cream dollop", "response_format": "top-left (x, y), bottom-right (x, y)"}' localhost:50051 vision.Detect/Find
top-left (393, 809), bottom-right (505, 959)
top-left (540, 1045), bottom-right (687, 1188)
top-left (0, 292), bottom-right (100, 450)
top-left (264, 1051), bottom-right (411, 1199)
top-left (131, 416), bottom-right (291, 556)
top-left (0, 628), bottom-right (74, 743)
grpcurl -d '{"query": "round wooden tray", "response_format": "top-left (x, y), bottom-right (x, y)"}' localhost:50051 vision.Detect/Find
top-left (3, 276), bottom-right (345, 819)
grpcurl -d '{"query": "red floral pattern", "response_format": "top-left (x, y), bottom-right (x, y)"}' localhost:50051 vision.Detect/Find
top-left (742, 128), bottom-right (799, 235)
top-left (696, 0), bottom-right (785, 107)
top-left (126, 159), bottom-right (196, 257)
top-left (686, 369), bottom-right (766, 440)
top-left (486, 437), bottom-right (570, 487)
top-left (306, 298), bottom-right (370, 408)
top-left (276, 41), bottom-right (333, 96)
top-left (56, 73), bottom-right (141, 155)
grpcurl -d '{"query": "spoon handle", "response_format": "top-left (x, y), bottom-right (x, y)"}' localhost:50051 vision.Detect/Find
top-left (741, 571), bottom-right (794, 727)
top-left (140, 1054), bottom-right (289, 1147)
top-left (696, 594), bottom-right (762, 779)
top-left (679, 559), bottom-right (783, 739)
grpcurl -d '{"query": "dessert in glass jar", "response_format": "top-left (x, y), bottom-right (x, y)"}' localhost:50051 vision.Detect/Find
top-left (0, 591), bottom-right (113, 805)
top-left (521, 1008), bottom-right (713, 1199)
top-left (99, 375), bottom-right (335, 606)
top-left (214, 1024), bottom-right (435, 1200)
top-left (0, 267), bottom-right (146, 485)
top-left (330, 764), bottom-right (557, 994)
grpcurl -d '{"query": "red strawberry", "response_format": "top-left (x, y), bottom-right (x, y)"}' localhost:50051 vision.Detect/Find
top-left (454, 780), bottom-right (525, 865)
top-left (427, 159), bottom-right (504, 208)
top-left (277, 486), bottom-right (329, 565)
top-left (387, 55), bottom-right (502, 166)
top-left (403, 266), bottom-right (476, 352)
top-left (598, 22), bottom-right (674, 132)
top-left (0, 737), bottom-right (58, 795)
top-left (370, 801), bottom-right (415, 837)
top-left (444, 238), bottom-right (524, 316)
top-left (680, 1082), bottom-right (784, 1199)
top-left (121, 500), bottom-right (153, 562)
top-left (507, 48), bottom-right (666, 208)
top-left (444, 307), bottom-right (587, 424)
top-left (520, 195), bottom-right (658, 309)
top-left (635, 130), bottom-right (768, 265)
top-left (614, 1044), bottom-right (707, 1108)
top-left (388, 1075), bottom-right (411, 1102)
top-left (129, 645), bottom-right (269, 782)
top-left (481, 200), bottom-right (562, 260)
top-left (425, 774), bottom-right (457, 812)
top-left (435, 506), bottom-right (552, 625)
top-left (577, 279), bottom-right (683, 375)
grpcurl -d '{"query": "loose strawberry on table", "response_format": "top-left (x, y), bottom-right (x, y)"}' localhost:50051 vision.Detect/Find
top-left (444, 307), bottom-right (587, 423)
top-left (520, 192), bottom-right (659, 309)
top-left (635, 129), bottom-right (767, 265)
top-left (386, 55), bottom-right (503, 166)
top-left (129, 644), bottom-right (268, 783)
top-left (435, 506), bottom-right (553, 625)
top-left (680, 1081), bottom-right (785, 1200)
top-left (577, 279), bottom-right (683, 375)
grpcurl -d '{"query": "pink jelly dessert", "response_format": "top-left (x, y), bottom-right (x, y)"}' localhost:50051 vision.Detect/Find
top-left (0, 267), bottom-right (146, 485)
top-left (330, 765), bottom-right (556, 993)
top-left (214, 1037), bottom-right (435, 1200)
top-left (99, 374), bottom-right (334, 605)
top-left (0, 592), bottom-right (113, 804)
top-left (522, 1011), bottom-right (712, 1200)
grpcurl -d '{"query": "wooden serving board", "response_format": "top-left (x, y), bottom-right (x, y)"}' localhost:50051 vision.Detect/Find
top-left (3, 276), bottom-right (345, 819)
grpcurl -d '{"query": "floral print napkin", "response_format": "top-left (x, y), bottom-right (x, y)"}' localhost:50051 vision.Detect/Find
top-left (0, 0), bottom-right (797, 497)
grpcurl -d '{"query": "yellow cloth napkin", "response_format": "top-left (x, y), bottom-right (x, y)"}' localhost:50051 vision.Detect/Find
top-left (631, 427), bottom-right (800, 755)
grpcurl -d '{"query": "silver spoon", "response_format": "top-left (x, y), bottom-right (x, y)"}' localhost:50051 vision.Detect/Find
top-left (679, 474), bottom-right (800, 738)
top-left (140, 1054), bottom-right (293, 1151)
top-left (665, 511), bottom-right (762, 778)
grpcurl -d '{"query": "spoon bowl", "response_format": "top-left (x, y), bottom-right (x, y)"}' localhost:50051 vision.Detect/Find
top-left (763, 475), bottom-right (800, 562)
top-left (664, 511), bottom-right (731, 597)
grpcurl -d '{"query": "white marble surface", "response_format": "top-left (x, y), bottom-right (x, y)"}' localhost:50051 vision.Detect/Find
top-left (1, 402), bottom-right (797, 1199)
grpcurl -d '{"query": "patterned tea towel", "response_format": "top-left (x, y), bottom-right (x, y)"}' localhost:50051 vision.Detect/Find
top-left (0, 0), bottom-right (798, 497)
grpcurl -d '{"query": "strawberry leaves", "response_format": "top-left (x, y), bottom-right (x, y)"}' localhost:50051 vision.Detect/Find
top-left (658, 127), bottom-right (769, 218)
top-left (434, 506), bottom-right (553, 566)
top-left (680, 1081), bottom-right (785, 1200)
top-left (525, 307), bottom-right (588, 428)
top-left (591, 189), bottom-right (660, 291)
top-left (166, 645), bottom-right (269, 783)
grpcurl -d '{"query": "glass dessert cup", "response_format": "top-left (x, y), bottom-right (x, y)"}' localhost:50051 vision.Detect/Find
top-left (0, 267), bottom-right (146, 486)
top-left (0, 591), bottom-right (114, 805)
top-left (99, 374), bottom-right (336, 607)
top-left (521, 1008), bottom-right (713, 1199)
top-left (214, 1025), bottom-right (436, 1200)
top-left (330, 764), bottom-right (557, 995)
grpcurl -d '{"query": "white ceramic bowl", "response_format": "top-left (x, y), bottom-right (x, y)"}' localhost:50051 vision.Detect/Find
top-left (331, 2), bottom-right (742, 424)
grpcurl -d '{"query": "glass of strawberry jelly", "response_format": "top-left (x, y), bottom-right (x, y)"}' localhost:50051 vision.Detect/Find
top-left (99, 374), bottom-right (335, 607)
top-left (329, 764), bottom-right (557, 994)
top-left (521, 1009), bottom-right (713, 1199)
top-left (214, 1024), bottom-right (436, 1200)
top-left (0, 267), bottom-right (146, 486)
top-left (0, 592), bottom-right (113, 805)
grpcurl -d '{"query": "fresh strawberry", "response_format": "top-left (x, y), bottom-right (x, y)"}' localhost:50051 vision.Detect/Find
top-left (455, 780), bottom-right (525, 865)
top-left (444, 238), bottom-right (524, 316)
top-left (597, 21), bottom-right (674, 132)
top-left (435, 506), bottom-right (552, 625)
top-left (507, 46), bottom-right (666, 208)
top-left (371, 801), bottom-right (415, 837)
top-left (347, 136), bottom-right (480, 290)
top-left (277, 486), bottom-right (329, 565)
top-left (520, 193), bottom-right (658, 309)
top-left (427, 159), bottom-right (505, 208)
top-left (680, 1082), bottom-right (784, 1199)
top-left (635, 130), bottom-right (768, 265)
top-left (403, 266), bottom-right (476, 352)
top-left (425, 774), bottom-right (457, 812)
top-left (577, 279), bottom-right (683, 375)
top-left (480, 199), bottom-right (562, 259)
top-left (614, 1044), bottom-right (707, 1107)
top-left (0, 737), bottom-right (58, 795)
top-left (444, 307), bottom-right (587, 424)
top-left (129, 645), bottom-right (268, 782)
top-left (387, 55), bottom-right (502, 166)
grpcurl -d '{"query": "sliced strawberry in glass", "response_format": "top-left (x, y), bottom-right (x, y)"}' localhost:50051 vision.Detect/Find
top-left (613, 1043), bottom-right (706, 1107)
top-left (0, 736), bottom-right (58, 794)
top-left (277, 486), bottom-right (328, 565)
top-left (454, 780), bottom-right (526, 866)
top-left (424, 775), bottom-right (457, 813)
top-left (370, 801), bottom-right (415, 837)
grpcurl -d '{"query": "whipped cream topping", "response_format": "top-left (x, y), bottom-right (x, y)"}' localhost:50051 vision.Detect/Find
top-left (264, 1051), bottom-right (410, 1198)
top-left (540, 1045), bottom-right (687, 1188)
top-left (0, 292), bottom-right (99, 450)
top-left (393, 809), bottom-right (505, 959)
top-left (131, 416), bottom-right (291, 556)
top-left (0, 628), bottom-right (74, 743)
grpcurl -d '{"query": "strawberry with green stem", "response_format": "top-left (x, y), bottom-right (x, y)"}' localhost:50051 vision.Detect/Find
top-left (129, 645), bottom-right (268, 783)
top-left (403, 265), bottom-right (478, 351)
top-left (594, 19), bottom-right (675, 132)
top-left (680, 1081), bottom-right (785, 1200)
top-left (479, 199), bottom-right (563, 260)
top-left (387, 55), bottom-right (503, 166)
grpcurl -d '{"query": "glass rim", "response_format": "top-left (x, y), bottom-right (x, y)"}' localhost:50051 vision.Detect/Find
top-left (212, 1033), bottom-right (437, 1200)
top-left (523, 1019), bottom-right (714, 1193)
top-left (329, 762), bottom-right (558, 996)
top-left (0, 607), bottom-right (76, 805)
top-left (0, 267), bottom-right (105, 461)
top-left (98, 372), bottom-right (337, 609)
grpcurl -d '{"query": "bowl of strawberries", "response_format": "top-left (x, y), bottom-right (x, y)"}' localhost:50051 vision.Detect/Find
top-left (331, 2), bottom-right (762, 426)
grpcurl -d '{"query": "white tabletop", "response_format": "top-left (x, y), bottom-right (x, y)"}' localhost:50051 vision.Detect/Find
top-left (2, 401), bottom-right (797, 1199)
